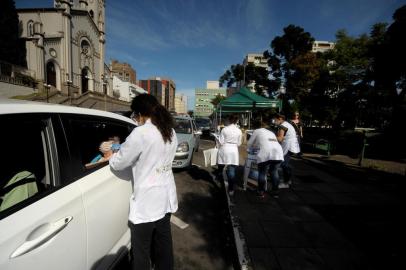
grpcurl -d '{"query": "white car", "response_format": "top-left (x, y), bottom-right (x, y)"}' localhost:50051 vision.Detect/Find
top-left (0, 99), bottom-right (135, 270)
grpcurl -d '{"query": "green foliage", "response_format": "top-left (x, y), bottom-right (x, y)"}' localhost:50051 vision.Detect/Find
top-left (0, 0), bottom-right (27, 67)
top-left (210, 94), bottom-right (226, 106)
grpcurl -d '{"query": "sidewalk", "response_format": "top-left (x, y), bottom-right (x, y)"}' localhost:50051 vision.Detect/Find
top-left (228, 153), bottom-right (404, 270)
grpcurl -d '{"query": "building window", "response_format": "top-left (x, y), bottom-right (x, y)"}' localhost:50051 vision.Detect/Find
top-left (27, 20), bottom-right (34, 36)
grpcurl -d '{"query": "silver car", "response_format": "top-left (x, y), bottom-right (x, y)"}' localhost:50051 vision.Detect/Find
top-left (172, 116), bottom-right (202, 169)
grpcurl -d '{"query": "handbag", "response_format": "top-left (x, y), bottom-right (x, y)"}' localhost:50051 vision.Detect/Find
top-left (203, 147), bottom-right (218, 167)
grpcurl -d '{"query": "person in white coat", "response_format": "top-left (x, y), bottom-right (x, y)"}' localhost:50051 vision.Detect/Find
top-left (247, 119), bottom-right (284, 197)
top-left (109, 94), bottom-right (178, 270)
top-left (273, 113), bottom-right (300, 188)
top-left (217, 114), bottom-right (242, 195)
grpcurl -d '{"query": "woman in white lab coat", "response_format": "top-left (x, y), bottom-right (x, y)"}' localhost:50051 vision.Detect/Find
top-left (217, 114), bottom-right (242, 195)
top-left (247, 119), bottom-right (284, 197)
top-left (109, 94), bottom-right (178, 270)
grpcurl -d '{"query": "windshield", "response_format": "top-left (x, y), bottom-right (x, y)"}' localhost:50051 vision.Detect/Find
top-left (195, 118), bottom-right (211, 127)
top-left (174, 119), bottom-right (192, 134)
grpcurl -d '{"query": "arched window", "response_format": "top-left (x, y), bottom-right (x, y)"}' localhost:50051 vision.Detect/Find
top-left (27, 20), bottom-right (34, 36)
top-left (46, 62), bottom-right (56, 87)
top-left (81, 68), bottom-right (89, 93)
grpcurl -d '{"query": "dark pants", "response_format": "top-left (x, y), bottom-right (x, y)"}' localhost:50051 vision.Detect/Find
top-left (129, 213), bottom-right (173, 270)
top-left (258, 160), bottom-right (282, 192)
top-left (218, 164), bottom-right (237, 191)
top-left (280, 152), bottom-right (292, 183)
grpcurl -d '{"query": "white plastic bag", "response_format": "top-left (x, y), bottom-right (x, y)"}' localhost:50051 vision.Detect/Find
top-left (203, 147), bottom-right (218, 167)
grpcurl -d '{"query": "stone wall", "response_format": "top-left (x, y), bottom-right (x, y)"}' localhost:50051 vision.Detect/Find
top-left (0, 81), bottom-right (37, 99)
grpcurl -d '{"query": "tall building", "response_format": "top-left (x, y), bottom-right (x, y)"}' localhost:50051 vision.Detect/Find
top-left (110, 60), bottom-right (136, 84)
top-left (243, 53), bottom-right (268, 68)
top-left (237, 53), bottom-right (269, 91)
top-left (113, 76), bottom-right (146, 102)
top-left (139, 77), bottom-right (176, 111)
top-left (17, 0), bottom-right (112, 96)
top-left (174, 94), bottom-right (188, 114)
top-left (312, 41), bottom-right (335, 53)
top-left (195, 81), bottom-right (226, 117)
top-left (138, 79), bottom-right (166, 106)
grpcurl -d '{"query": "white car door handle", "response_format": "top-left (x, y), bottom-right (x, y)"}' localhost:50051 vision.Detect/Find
top-left (10, 216), bottom-right (73, 258)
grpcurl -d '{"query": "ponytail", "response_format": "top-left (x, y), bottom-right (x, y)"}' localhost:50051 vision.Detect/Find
top-left (151, 104), bottom-right (174, 143)
top-left (131, 94), bottom-right (174, 143)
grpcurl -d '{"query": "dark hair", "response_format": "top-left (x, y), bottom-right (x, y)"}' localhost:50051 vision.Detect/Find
top-left (228, 114), bottom-right (239, 124)
top-left (131, 94), bottom-right (174, 143)
top-left (274, 112), bottom-right (285, 120)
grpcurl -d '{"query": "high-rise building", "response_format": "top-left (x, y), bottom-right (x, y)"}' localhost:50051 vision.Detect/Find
top-left (138, 79), bottom-right (165, 106)
top-left (139, 77), bottom-right (175, 111)
top-left (174, 94), bottom-right (188, 115)
top-left (110, 60), bottom-right (136, 84)
top-left (243, 53), bottom-right (268, 68)
top-left (195, 81), bottom-right (226, 117)
top-left (312, 41), bottom-right (335, 53)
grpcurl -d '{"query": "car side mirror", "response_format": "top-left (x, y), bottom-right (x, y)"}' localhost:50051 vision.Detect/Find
top-left (194, 130), bottom-right (202, 136)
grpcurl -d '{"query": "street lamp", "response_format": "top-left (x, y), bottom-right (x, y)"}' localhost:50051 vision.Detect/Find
top-left (44, 83), bottom-right (51, 103)
top-left (66, 77), bottom-right (73, 105)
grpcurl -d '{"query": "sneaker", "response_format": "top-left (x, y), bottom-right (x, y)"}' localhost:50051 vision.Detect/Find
top-left (287, 180), bottom-right (292, 185)
top-left (278, 183), bottom-right (290, 189)
top-left (228, 190), bottom-right (235, 196)
top-left (257, 191), bottom-right (265, 198)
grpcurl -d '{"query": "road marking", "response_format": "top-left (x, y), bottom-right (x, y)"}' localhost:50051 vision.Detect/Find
top-left (170, 215), bottom-right (189, 229)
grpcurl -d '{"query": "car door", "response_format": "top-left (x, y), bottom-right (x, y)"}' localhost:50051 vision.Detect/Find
top-left (61, 114), bottom-right (134, 269)
top-left (0, 114), bottom-right (86, 270)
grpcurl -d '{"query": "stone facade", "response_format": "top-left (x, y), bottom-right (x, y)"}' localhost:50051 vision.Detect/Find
top-left (17, 0), bottom-right (112, 98)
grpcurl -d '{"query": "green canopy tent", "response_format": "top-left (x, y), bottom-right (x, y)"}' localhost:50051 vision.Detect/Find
top-left (214, 87), bottom-right (281, 129)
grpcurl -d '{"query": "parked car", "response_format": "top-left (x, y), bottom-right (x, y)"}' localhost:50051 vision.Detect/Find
top-left (194, 117), bottom-right (212, 135)
top-left (172, 116), bottom-right (202, 169)
top-left (0, 99), bottom-right (135, 270)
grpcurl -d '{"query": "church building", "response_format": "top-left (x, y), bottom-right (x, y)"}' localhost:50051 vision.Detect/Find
top-left (17, 0), bottom-right (112, 97)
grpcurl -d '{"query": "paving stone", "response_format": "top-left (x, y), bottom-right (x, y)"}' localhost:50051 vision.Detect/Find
top-left (262, 221), bottom-right (312, 248)
top-left (315, 248), bottom-right (370, 270)
top-left (273, 247), bottom-right (327, 270)
top-left (295, 191), bottom-right (332, 205)
top-left (239, 220), bottom-right (270, 248)
top-left (281, 205), bottom-right (324, 222)
top-left (248, 248), bottom-right (281, 270)
top-left (297, 221), bottom-right (353, 248)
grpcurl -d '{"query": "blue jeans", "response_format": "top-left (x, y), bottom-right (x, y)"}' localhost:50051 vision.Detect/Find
top-left (218, 164), bottom-right (236, 191)
top-left (280, 152), bottom-right (292, 183)
top-left (257, 160), bottom-right (282, 192)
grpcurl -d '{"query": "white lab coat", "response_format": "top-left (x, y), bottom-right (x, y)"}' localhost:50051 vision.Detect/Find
top-left (109, 119), bottom-right (178, 224)
top-left (280, 121), bottom-right (300, 155)
top-left (247, 128), bottom-right (284, 163)
top-left (217, 124), bottom-right (242, 165)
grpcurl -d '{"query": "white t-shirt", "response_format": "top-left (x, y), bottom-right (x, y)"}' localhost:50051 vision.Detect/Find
top-left (247, 128), bottom-right (284, 163)
top-left (109, 119), bottom-right (178, 224)
top-left (280, 121), bottom-right (300, 155)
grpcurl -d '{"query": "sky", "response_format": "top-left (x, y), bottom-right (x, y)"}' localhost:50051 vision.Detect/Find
top-left (15, 0), bottom-right (406, 110)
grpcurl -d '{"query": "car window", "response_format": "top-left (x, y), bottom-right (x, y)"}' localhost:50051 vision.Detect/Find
top-left (0, 115), bottom-right (55, 219)
top-left (174, 119), bottom-right (192, 134)
top-left (62, 115), bottom-right (134, 178)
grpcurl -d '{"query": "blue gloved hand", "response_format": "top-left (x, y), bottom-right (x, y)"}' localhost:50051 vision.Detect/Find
top-left (112, 143), bottom-right (121, 151)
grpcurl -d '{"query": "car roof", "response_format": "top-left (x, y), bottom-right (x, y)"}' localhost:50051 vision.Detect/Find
top-left (0, 98), bottom-right (134, 125)
top-left (174, 115), bottom-right (192, 120)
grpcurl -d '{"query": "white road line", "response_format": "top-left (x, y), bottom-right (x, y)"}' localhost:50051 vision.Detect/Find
top-left (170, 215), bottom-right (189, 230)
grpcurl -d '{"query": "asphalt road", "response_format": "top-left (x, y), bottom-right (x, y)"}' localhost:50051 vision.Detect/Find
top-left (116, 138), bottom-right (234, 269)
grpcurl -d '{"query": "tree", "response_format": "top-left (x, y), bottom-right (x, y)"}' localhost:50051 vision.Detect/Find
top-left (0, 0), bottom-right (26, 67)
top-left (264, 24), bottom-right (315, 114)
top-left (210, 94), bottom-right (226, 107)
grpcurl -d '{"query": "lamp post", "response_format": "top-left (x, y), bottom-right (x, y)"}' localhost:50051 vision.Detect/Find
top-left (44, 83), bottom-right (51, 103)
top-left (66, 77), bottom-right (73, 105)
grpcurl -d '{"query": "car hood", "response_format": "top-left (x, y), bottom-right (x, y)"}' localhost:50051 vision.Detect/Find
top-left (176, 133), bottom-right (192, 145)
